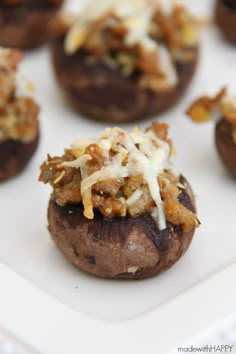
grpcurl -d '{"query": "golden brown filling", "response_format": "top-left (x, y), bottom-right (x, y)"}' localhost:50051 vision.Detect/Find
top-left (0, 48), bottom-right (39, 143)
top-left (39, 123), bottom-right (199, 232)
top-left (53, 1), bottom-right (198, 92)
top-left (186, 87), bottom-right (236, 143)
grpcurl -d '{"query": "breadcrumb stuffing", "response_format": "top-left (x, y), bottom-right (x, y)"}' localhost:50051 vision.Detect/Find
top-left (39, 123), bottom-right (199, 232)
top-left (0, 48), bottom-right (39, 143)
top-left (53, 0), bottom-right (199, 92)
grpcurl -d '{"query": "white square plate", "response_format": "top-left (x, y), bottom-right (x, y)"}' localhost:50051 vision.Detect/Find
top-left (0, 0), bottom-right (236, 353)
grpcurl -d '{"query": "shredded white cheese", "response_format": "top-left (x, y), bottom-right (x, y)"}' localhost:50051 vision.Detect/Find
top-left (81, 165), bottom-right (129, 196)
top-left (65, 126), bottom-right (173, 230)
top-left (61, 154), bottom-right (92, 168)
top-left (64, 0), bottom-right (179, 88)
top-left (126, 189), bottom-right (143, 206)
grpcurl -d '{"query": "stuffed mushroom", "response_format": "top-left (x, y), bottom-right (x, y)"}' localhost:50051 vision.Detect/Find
top-left (39, 122), bottom-right (199, 279)
top-left (0, 48), bottom-right (39, 181)
top-left (51, 0), bottom-right (199, 122)
top-left (187, 87), bottom-right (236, 177)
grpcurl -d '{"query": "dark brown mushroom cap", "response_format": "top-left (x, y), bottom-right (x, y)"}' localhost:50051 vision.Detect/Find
top-left (215, 0), bottom-right (236, 44)
top-left (0, 1), bottom-right (64, 49)
top-left (221, 0), bottom-right (236, 8)
top-left (0, 132), bottom-right (39, 182)
top-left (215, 118), bottom-right (236, 177)
top-left (52, 37), bottom-right (198, 122)
top-left (47, 175), bottom-right (197, 280)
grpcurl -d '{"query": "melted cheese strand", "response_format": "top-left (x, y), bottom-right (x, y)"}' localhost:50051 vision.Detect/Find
top-left (81, 165), bottom-right (129, 218)
top-left (81, 165), bottom-right (129, 195)
top-left (126, 189), bottom-right (143, 206)
top-left (65, 125), bottom-right (173, 229)
top-left (104, 127), bottom-right (170, 229)
top-left (61, 154), bottom-right (92, 168)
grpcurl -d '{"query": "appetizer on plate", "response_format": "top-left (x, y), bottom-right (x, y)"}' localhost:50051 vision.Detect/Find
top-left (0, 48), bottom-right (39, 181)
top-left (215, 0), bottom-right (236, 44)
top-left (39, 122), bottom-right (199, 279)
top-left (0, 0), bottom-right (64, 49)
top-left (187, 87), bottom-right (236, 177)
top-left (51, 0), bottom-right (199, 122)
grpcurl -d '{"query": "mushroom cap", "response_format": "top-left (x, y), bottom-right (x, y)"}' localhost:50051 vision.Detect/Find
top-left (52, 37), bottom-right (198, 122)
top-left (0, 132), bottom-right (39, 181)
top-left (47, 175), bottom-right (197, 279)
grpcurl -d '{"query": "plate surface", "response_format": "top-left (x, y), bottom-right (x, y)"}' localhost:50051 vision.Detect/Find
top-left (0, 0), bottom-right (236, 322)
